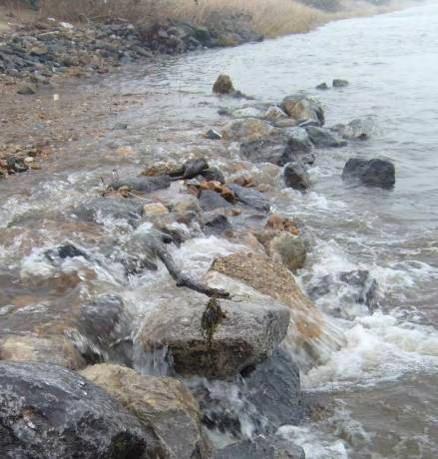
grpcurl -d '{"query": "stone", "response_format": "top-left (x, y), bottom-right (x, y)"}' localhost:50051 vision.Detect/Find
top-left (316, 82), bottom-right (329, 90)
top-left (265, 106), bottom-right (288, 122)
top-left (342, 158), bottom-right (395, 188)
top-left (199, 190), bottom-right (233, 211)
top-left (139, 292), bottom-right (290, 379)
top-left (206, 128), bottom-right (223, 140)
top-left (269, 233), bottom-right (307, 272)
top-left (281, 95), bottom-right (324, 126)
top-left (240, 138), bottom-right (288, 165)
top-left (81, 364), bottom-right (212, 459)
top-left (283, 161), bottom-right (311, 191)
top-left (215, 435), bottom-right (305, 459)
top-left (222, 118), bottom-right (273, 142)
top-left (305, 126), bottom-right (347, 148)
top-left (203, 211), bottom-right (232, 236)
top-left (200, 167), bottom-right (226, 184)
top-left (109, 175), bottom-right (171, 193)
top-left (331, 118), bottom-right (374, 140)
top-left (333, 78), bottom-right (349, 87)
top-left (16, 83), bottom-right (36, 95)
top-left (232, 107), bottom-right (265, 119)
top-left (143, 202), bottom-right (169, 218)
top-left (0, 362), bottom-right (155, 458)
top-left (30, 45), bottom-right (49, 56)
top-left (229, 184), bottom-right (270, 212)
top-left (213, 74), bottom-right (235, 94)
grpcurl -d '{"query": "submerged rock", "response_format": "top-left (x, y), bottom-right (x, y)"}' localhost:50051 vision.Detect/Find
top-left (331, 118), bottom-right (374, 140)
top-left (215, 435), bottom-right (305, 459)
top-left (0, 362), bottom-right (154, 458)
top-left (281, 95), bottom-right (324, 126)
top-left (283, 161), bottom-right (311, 191)
top-left (81, 364), bottom-right (212, 459)
top-left (305, 126), bottom-right (347, 148)
top-left (333, 78), bottom-right (349, 87)
top-left (268, 233), bottom-right (307, 272)
top-left (139, 293), bottom-right (290, 379)
top-left (110, 175), bottom-right (171, 193)
top-left (342, 158), bottom-right (395, 188)
top-left (316, 82), bottom-right (329, 90)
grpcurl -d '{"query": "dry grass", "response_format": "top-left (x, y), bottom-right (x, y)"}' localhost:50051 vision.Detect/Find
top-left (38, 0), bottom-right (327, 37)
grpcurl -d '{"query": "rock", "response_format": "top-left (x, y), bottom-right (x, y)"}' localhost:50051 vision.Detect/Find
top-left (342, 158), bottom-right (395, 189)
top-left (0, 335), bottom-right (86, 369)
top-left (281, 95), bottom-right (324, 126)
top-left (305, 126), bottom-right (347, 148)
top-left (240, 139), bottom-right (288, 165)
top-left (265, 106), bottom-right (288, 122)
top-left (281, 127), bottom-right (314, 163)
top-left (0, 362), bottom-right (155, 458)
top-left (30, 45), bottom-right (49, 56)
top-left (331, 118), bottom-right (374, 140)
top-left (143, 202), bottom-right (169, 218)
top-left (210, 253), bottom-right (344, 366)
top-left (228, 184), bottom-right (270, 212)
top-left (333, 78), bottom-right (349, 88)
top-left (110, 175), bottom-right (171, 193)
top-left (215, 435), bottom-right (305, 459)
top-left (81, 364), bottom-right (212, 459)
top-left (206, 129), bottom-right (223, 140)
top-left (72, 197), bottom-right (144, 225)
top-left (213, 74), bottom-right (235, 94)
top-left (114, 122), bottom-right (128, 130)
top-left (269, 233), bottom-right (307, 272)
top-left (316, 82), bottom-right (329, 90)
top-left (340, 270), bottom-right (379, 311)
top-left (16, 83), bottom-right (36, 95)
top-left (203, 211), bottom-right (232, 236)
top-left (139, 293), bottom-right (290, 379)
top-left (283, 161), bottom-right (310, 191)
top-left (201, 167), bottom-right (226, 184)
top-left (232, 107), bottom-right (265, 119)
top-left (222, 118), bottom-right (273, 142)
top-left (265, 214), bottom-right (300, 235)
top-left (199, 190), bottom-right (233, 211)
top-left (274, 119), bottom-right (298, 128)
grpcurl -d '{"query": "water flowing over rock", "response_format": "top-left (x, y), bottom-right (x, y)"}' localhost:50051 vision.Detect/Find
top-left (210, 253), bottom-right (345, 367)
top-left (81, 364), bottom-right (213, 459)
top-left (139, 291), bottom-right (290, 379)
top-left (0, 362), bottom-right (155, 458)
top-left (213, 74), bottom-right (235, 94)
top-left (331, 118), bottom-right (374, 140)
top-left (284, 161), bottom-right (311, 191)
top-left (281, 95), bottom-right (325, 126)
top-left (267, 233), bottom-right (307, 272)
top-left (342, 158), bottom-right (396, 188)
top-left (305, 126), bottom-right (347, 148)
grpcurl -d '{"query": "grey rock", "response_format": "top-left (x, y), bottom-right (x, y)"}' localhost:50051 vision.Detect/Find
top-left (333, 79), bottom-right (349, 88)
top-left (342, 158), bottom-right (395, 189)
top-left (283, 161), bottom-right (310, 191)
top-left (110, 175), bottom-right (171, 193)
top-left (203, 211), bottom-right (232, 236)
top-left (199, 190), bottom-right (233, 211)
top-left (0, 361), bottom-right (155, 459)
top-left (16, 83), bottom-right (36, 95)
top-left (316, 82), bottom-right (329, 90)
top-left (200, 167), bottom-right (226, 184)
top-left (229, 184), bottom-right (270, 212)
top-left (281, 95), bottom-right (324, 126)
top-left (305, 126), bottom-right (347, 148)
top-left (206, 128), bottom-right (223, 140)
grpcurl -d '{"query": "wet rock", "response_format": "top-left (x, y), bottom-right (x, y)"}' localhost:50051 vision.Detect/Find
top-left (0, 335), bottom-right (86, 369)
top-left (201, 167), bottom-right (226, 184)
top-left (110, 175), bottom-right (171, 193)
top-left (342, 158), bottom-right (395, 188)
top-left (199, 190), bottom-right (233, 211)
top-left (229, 184), bottom-right (270, 212)
top-left (281, 95), bottom-right (325, 126)
top-left (72, 197), bottom-right (144, 225)
top-left (265, 106), bottom-right (288, 122)
top-left (284, 161), bottom-right (311, 191)
top-left (113, 122), bottom-right (128, 130)
top-left (281, 127), bottom-right (314, 164)
top-left (240, 138), bottom-right (288, 165)
top-left (81, 364), bottom-right (212, 459)
top-left (0, 361), bottom-right (154, 458)
top-left (265, 214), bottom-right (300, 235)
top-left (203, 211), bottom-right (232, 236)
top-left (45, 243), bottom-right (89, 262)
top-left (206, 128), bottom-right (223, 140)
top-left (316, 82), bottom-right (329, 90)
top-left (215, 435), bottom-right (305, 459)
top-left (16, 83), bottom-right (36, 95)
top-left (305, 126), bottom-right (347, 148)
top-left (143, 202), bottom-right (169, 218)
top-left (331, 118), bottom-right (374, 140)
top-left (139, 292), bottom-right (290, 379)
top-left (213, 74), bottom-right (235, 94)
top-left (222, 118), bottom-right (274, 142)
top-left (232, 106), bottom-right (265, 119)
top-left (333, 78), bottom-right (349, 87)
top-left (269, 233), bottom-right (307, 272)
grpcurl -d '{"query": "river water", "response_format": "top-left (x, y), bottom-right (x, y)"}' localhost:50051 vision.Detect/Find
top-left (1, 2), bottom-right (438, 458)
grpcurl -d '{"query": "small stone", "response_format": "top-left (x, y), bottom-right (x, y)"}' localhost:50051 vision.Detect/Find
top-left (114, 122), bottom-right (128, 130)
top-left (30, 45), bottom-right (49, 56)
top-left (213, 74), bottom-right (234, 95)
top-left (24, 157), bottom-right (35, 165)
top-left (205, 129), bottom-right (222, 140)
top-left (333, 79), bottom-right (349, 88)
top-left (17, 84), bottom-right (36, 95)
top-left (143, 202), bottom-right (169, 218)
top-left (316, 82), bottom-right (329, 90)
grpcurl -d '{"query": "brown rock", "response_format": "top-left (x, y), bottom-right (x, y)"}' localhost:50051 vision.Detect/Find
top-left (213, 74), bottom-right (234, 94)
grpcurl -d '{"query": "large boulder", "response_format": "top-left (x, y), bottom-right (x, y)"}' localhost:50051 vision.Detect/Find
top-left (281, 95), bottom-right (324, 126)
top-left (305, 126), bottom-right (347, 148)
top-left (0, 362), bottom-right (155, 458)
top-left (283, 161), bottom-right (311, 191)
top-left (342, 158), bottom-right (395, 189)
top-left (215, 435), bottom-right (305, 459)
top-left (81, 364), bottom-right (212, 459)
top-left (210, 253), bottom-right (345, 367)
top-left (139, 290), bottom-right (290, 379)
top-left (222, 118), bottom-right (274, 142)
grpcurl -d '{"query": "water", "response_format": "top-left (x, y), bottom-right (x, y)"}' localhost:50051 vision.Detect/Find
top-left (1, 2), bottom-right (438, 458)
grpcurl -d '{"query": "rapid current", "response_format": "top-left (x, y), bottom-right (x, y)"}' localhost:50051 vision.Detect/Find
top-left (1, 2), bottom-right (438, 458)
